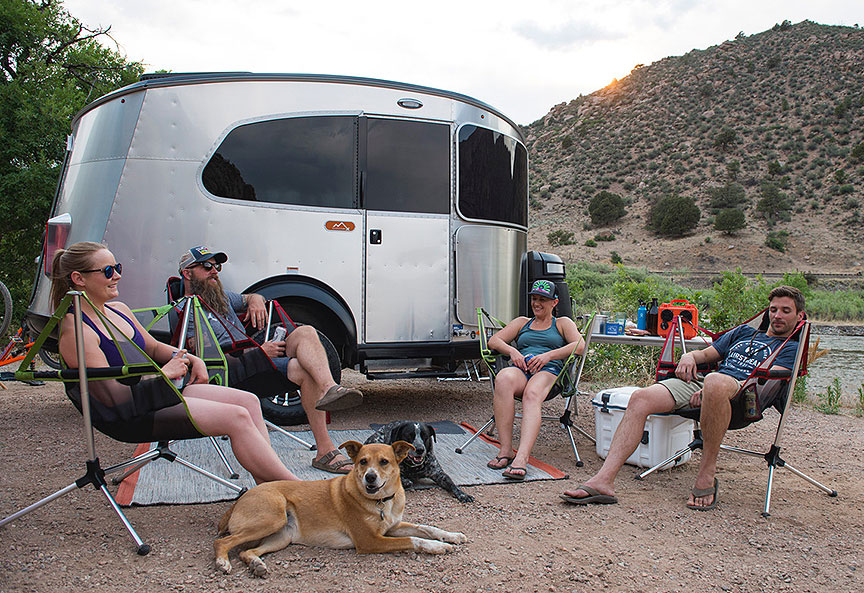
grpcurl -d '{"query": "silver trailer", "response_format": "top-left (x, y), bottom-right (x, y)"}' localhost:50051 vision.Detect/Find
top-left (29, 73), bottom-right (563, 377)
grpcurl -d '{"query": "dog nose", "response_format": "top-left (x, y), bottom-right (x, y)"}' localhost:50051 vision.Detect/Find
top-left (365, 472), bottom-right (377, 484)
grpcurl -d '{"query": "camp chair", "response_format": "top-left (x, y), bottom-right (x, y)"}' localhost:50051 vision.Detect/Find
top-left (132, 295), bottom-right (316, 453)
top-left (161, 276), bottom-right (340, 427)
top-left (0, 292), bottom-right (245, 555)
top-left (455, 308), bottom-right (595, 466)
top-left (636, 311), bottom-right (837, 516)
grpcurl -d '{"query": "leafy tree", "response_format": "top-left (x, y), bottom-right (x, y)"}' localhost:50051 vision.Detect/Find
top-left (588, 190), bottom-right (626, 226)
top-left (714, 208), bottom-right (746, 235)
top-left (714, 127), bottom-right (737, 151)
top-left (706, 182), bottom-right (746, 211)
top-left (648, 195), bottom-right (701, 238)
top-left (707, 269), bottom-right (768, 329)
top-left (755, 183), bottom-right (792, 225)
top-left (0, 0), bottom-right (142, 325)
top-left (851, 141), bottom-right (864, 163)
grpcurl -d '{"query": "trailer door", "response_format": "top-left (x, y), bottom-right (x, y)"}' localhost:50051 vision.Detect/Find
top-left (363, 117), bottom-right (451, 343)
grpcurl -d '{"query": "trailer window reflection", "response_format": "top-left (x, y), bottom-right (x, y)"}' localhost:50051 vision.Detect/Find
top-left (457, 125), bottom-right (527, 227)
top-left (202, 116), bottom-right (356, 208)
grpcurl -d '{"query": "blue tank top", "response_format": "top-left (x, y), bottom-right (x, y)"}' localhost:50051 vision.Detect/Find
top-left (81, 305), bottom-right (147, 366)
top-left (516, 318), bottom-right (566, 355)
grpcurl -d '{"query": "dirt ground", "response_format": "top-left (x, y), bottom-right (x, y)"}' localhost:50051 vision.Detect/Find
top-left (1, 371), bottom-right (862, 593)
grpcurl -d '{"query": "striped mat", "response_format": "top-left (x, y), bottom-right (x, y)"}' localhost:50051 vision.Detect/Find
top-left (115, 421), bottom-right (568, 506)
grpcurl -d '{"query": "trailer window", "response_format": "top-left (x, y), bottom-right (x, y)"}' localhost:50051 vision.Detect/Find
top-left (202, 116), bottom-right (356, 208)
top-left (457, 125), bottom-right (527, 227)
top-left (364, 118), bottom-right (449, 214)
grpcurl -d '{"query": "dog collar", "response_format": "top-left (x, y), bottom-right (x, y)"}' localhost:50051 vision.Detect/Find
top-left (375, 494), bottom-right (395, 520)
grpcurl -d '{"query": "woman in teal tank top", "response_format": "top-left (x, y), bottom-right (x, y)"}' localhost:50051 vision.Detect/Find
top-left (485, 280), bottom-right (585, 480)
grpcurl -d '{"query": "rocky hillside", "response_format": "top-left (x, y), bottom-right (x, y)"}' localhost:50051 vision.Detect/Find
top-left (525, 20), bottom-right (864, 276)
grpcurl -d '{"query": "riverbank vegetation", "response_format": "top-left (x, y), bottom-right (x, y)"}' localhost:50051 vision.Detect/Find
top-left (566, 264), bottom-right (864, 327)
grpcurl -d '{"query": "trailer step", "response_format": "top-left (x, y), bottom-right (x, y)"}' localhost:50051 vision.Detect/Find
top-left (364, 368), bottom-right (462, 380)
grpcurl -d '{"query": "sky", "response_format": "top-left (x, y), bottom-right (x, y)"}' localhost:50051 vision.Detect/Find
top-left (64, 0), bottom-right (860, 125)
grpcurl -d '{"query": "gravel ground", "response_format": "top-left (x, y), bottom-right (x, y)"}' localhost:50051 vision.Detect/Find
top-left (1, 371), bottom-right (862, 593)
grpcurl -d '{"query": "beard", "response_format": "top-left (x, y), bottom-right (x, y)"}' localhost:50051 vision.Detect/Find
top-left (187, 275), bottom-right (230, 317)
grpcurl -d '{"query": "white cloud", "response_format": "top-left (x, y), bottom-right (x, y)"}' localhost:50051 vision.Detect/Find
top-left (63, 0), bottom-right (861, 125)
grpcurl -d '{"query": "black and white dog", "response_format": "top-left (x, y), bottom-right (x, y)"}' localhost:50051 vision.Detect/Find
top-left (365, 421), bottom-right (474, 503)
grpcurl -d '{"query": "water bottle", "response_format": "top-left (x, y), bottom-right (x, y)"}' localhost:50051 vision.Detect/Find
top-left (745, 390), bottom-right (758, 419)
top-left (647, 298), bottom-right (659, 335)
top-left (636, 301), bottom-right (647, 331)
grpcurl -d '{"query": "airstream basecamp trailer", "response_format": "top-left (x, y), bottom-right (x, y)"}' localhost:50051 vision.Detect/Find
top-left (29, 73), bottom-right (567, 377)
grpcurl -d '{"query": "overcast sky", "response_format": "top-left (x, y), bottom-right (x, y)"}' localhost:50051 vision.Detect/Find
top-left (65, 0), bottom-right (859, 125)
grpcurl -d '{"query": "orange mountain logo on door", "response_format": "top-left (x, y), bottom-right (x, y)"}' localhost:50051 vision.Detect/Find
top-left (325, 221), bottom-right (356, 232)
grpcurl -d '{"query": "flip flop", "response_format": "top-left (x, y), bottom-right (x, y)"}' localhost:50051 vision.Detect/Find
top-left (487, 455), bottom-right (515, 470)
top-left (311, 449), bottom-right (353, 474)
top-left (559, 484), bottom-right (618, 505)
top-left (502, 466), bottom-right (527, 481)
top-left (687, 478), bottom-right (719, 511)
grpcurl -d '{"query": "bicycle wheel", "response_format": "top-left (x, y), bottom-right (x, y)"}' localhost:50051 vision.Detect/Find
top-left (39, 347), bottom-right (63, 370)
top-left (0, 281), bottom-right (12, 338)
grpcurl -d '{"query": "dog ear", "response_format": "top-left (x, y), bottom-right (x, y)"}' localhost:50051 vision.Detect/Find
top-left (340, 440), bottom-right (363, 460)
top-left (390, 440), bottom-right (415, 463)
top-left (429, 424), bottom-right (437, 442)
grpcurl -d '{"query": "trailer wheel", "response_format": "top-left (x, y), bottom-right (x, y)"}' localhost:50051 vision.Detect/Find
top-left (257, 329), bottom-right (341, 426)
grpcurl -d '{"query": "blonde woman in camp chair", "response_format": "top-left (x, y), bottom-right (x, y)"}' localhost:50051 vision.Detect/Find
top-left (486, 280), bottom-right (585, 480)
top-left (51, 241), bottom-right (300, 485)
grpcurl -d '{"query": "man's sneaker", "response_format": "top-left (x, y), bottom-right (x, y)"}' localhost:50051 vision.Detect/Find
top-left (315, 385), bottom-right (364, 411)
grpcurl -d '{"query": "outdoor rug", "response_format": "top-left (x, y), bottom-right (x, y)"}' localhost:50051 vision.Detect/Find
top-left (115, 421), bottom-right (568, 506)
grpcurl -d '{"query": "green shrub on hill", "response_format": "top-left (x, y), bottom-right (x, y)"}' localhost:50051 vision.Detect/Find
top-left (648, 195), bottom-right (701, 237)
top-left (714, 208), bottom-right (746, 234)
top-left (588, 191), bottom-right (626, 226)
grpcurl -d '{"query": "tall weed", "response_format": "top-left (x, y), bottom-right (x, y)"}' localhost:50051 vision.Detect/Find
top-left (815, 378), bottom-right (843, 415)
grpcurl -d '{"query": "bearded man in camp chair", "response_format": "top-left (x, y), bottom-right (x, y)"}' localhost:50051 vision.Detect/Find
top-left (561, 286), bottom-right (805, 511)
top-left (178, 246), bottom-right (363, 474)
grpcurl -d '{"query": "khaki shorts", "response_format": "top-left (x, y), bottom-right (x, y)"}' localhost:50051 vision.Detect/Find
top-left (659, 376), bottom-right (743, 409)
top-left (659, 377), bottom-right (704, 410)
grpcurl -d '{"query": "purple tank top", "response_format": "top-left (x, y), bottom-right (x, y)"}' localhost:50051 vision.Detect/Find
top-left (81, 305), bottom-right (147, 366)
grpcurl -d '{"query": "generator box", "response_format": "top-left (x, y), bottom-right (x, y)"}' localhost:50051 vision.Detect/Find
top-left (592, 386), bottom-right (695, 469)
top-left (657, 299), bottom-right (699, 339)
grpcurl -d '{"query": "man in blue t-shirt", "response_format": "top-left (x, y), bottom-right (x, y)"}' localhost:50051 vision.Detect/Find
top-left (178, 246), bottom-right (363, 474)
top-left (561, 286), bottom-right (805, 511)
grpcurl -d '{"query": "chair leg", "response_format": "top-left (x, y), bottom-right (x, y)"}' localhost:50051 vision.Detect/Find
top-left (455, 416), bottom-right (495, 454)
top-left (265, 420), bottom-right (315, 450)
top-left (208, 436), bottom-right (240, 479)
top-left (0, 459), bottom-right (151, 555)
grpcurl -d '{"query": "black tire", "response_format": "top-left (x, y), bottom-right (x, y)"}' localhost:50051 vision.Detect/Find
top-left (39, 347), bottom-right (63, 370)
top-left (259, 393), bottom-right (308, 426)
top-left (258, 329), bottom-right (342, 426)
top-left (0, 281), bottom-right (12, 338)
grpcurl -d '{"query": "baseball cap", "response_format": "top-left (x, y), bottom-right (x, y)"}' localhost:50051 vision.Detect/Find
top-left (178, 245), bottom-right (228, 272)
top-left (528, 279), bottom-right (557, 299)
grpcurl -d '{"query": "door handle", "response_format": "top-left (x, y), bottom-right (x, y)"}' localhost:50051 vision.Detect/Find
top-left (370, 229), bottom-right (382, 244)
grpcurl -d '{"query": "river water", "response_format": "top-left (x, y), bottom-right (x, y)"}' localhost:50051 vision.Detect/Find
top-left (806, 333), bottom-right (864, 405)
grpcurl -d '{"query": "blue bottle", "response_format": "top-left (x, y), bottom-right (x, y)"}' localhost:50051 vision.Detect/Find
top-left (636, 301), bottom-right (647, 331)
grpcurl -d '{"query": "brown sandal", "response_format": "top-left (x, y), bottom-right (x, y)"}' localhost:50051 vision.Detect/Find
top-left (487, 455), bottom-right (514, 470)
top-left (312, 449), bottom-right (353, 474)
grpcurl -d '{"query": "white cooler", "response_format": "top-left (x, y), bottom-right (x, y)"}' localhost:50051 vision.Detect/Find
top-left (592, 386), bottom-right (695, 469)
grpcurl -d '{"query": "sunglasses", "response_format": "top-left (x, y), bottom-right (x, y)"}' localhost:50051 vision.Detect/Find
top-left (80, 263), bottom-right (123, 279)
top-left (193, 261), bottom-right (222, 272)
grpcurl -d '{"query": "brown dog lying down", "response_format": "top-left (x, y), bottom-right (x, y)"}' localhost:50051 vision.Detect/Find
top-left (214, 440), bottom-right (468, 576)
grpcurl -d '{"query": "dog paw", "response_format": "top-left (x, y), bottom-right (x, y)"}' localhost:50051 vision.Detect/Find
top-left (215, 557), bottom-right (232, 574)
top-left (456, 492), bottom-right (475, 503)
top-left (249, 557), bottom-right (268, 578)
top-left (442, 531), bottom-right (468, 544)
top-left (416, 539), bottom-right (455, 554)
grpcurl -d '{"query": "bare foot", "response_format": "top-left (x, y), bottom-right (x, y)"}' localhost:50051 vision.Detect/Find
top-left (562, 481), bottom-right (615, 500)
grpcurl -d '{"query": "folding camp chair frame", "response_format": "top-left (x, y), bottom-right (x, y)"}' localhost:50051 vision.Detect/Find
top-left (455, 308), bottom-right (596, 466)
top-left (0, 292), bottom-right (247, 555)
top-left (635, 314), bottom-right (837, 516)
